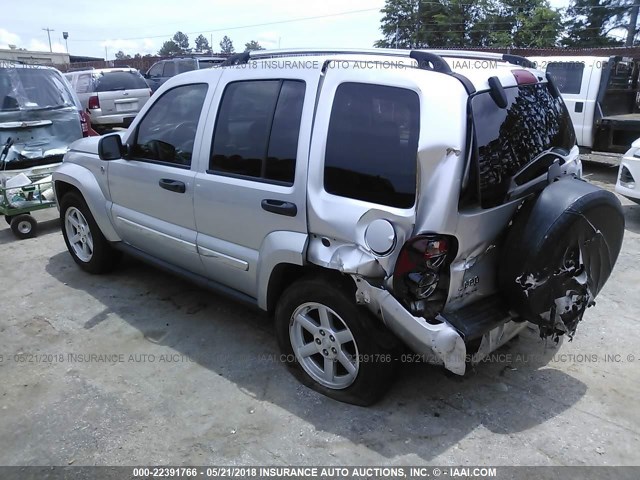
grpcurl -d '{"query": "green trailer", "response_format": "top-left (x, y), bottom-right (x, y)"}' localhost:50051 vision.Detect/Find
top-left (0, 173), bottom-right (56, 239)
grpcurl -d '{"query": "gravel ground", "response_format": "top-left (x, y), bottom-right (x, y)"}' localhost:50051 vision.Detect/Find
top-left (0, 162), bottom-right (639, 467)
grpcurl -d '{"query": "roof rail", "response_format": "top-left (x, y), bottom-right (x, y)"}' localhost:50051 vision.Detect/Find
top-left (426, 49), bottom-right (535, 68)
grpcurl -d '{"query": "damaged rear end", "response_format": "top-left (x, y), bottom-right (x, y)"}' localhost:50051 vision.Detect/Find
top-left (307, 54), bottom-right (623, 376)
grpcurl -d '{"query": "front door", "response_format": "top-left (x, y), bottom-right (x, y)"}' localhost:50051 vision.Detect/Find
top-left (108, 82), bottom-right (210, 274)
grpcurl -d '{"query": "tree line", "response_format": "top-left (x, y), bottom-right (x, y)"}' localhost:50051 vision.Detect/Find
top-left (114, 33), bottom-right (264, 60)
top-left (375, 0), bottom-right (640, 49)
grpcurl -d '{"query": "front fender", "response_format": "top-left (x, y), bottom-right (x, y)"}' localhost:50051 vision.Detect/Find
top-left (53, 162), bottom-right (121, 242)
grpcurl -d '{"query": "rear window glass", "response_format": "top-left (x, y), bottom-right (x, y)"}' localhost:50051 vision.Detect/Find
top-left (0, 67), bottom-right (76, 111)
top-left (472, 83), bottom-right (576, 208)
top-left (324, 82), bottom-right (420, 209)
top-left (94, 71), bottom-right (148, 92)
top-left (546, 62), bottom-right (584, 94)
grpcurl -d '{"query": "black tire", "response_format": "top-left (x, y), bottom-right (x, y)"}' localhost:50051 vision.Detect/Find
top-left (499, 178), bottom-right (624, 338)
top-left (275, 276), bottom-right (398, 406)
top-left (10, 214), bottom-right (37, 239)
top-left (59, 191), bottom-right (121, 274)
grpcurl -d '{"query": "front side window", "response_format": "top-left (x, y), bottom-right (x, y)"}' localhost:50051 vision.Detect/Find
top-left (163, 62), bottom-right (177, 77)
top-left (324, 82), bottom-right (420, 208)
top-left (148, 63), bottom-right (163, 78)
top-left (210, 80), bottom-right (305, 184)
top-left (546, 62), bottom-right (584, 94)
top-left (131, 83), bottom-right (208, 167)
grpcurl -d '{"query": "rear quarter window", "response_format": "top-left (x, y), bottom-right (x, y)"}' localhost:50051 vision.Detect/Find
top-left (324, 82), bottom-right (420, 209)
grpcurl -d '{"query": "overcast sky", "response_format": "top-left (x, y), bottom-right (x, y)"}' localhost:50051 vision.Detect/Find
top-left (2, 0), bottom-right (571, 59)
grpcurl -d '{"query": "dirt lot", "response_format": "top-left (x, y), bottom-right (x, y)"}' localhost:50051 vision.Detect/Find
top-left (1, 162), bottom-right (639, 467)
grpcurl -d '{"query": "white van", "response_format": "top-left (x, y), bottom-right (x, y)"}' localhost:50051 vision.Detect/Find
top-left (530, 55), bottom-right (640, 154)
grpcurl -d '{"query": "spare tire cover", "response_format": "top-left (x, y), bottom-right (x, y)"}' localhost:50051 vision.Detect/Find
top-left (499, 178), bottom-right (624, 339)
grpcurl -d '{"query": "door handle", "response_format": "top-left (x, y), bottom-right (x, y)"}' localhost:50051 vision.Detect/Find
top-left (159, 178), bottom-right (186, 193)
top-left (261, 199), bottom-right (297, 217)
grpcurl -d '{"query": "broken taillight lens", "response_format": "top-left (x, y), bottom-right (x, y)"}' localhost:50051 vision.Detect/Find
top-left (393, 234), bottom-right (455, 317)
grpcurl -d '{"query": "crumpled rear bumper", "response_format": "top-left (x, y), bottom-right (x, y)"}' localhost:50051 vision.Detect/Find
top-left (354, 277), bottom-right (528, 374)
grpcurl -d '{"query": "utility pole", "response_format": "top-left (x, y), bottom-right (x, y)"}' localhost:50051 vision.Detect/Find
top-left (63, 32), bottom-right (69, 53)
top-left (42, 27), bottom-right (54, 52)
top-left (626, 4), bottom-right (639, 47)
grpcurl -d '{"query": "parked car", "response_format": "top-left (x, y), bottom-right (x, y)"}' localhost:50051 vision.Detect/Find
top-left (0, 62), bottom-right (89, 176)
top-left (144, 56), bottom-right (226, 92)
top-left (615, 138), bottom-right (640, 202)
top-left (65, 68), bottom-right (151, 130)
top-left (530, 55), bottom-right (640, 154)
top-left (53, 49), bottom-right (625, 406)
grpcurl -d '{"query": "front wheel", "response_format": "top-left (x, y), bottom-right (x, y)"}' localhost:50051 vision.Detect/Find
top-left (275, 276), bottom-right (397, 406)
top-left (59, 192), bottom-right (121, 274)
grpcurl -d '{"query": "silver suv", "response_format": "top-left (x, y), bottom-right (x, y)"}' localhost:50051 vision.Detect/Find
top-left (65, 68), bottom-right (151, 130)
top-left (52, 49), bottom-right (625, 405)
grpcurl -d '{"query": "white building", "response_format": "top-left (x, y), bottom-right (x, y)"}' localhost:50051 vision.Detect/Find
top-left (0, 47), bottom-right (70, 65)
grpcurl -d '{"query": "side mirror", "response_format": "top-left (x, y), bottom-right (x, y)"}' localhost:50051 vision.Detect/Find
top-left (98, 134), bottom-right (124, 160)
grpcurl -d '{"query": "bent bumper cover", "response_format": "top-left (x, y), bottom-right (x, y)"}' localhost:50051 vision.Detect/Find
top-left (354, 277), bottom-right (528, 375)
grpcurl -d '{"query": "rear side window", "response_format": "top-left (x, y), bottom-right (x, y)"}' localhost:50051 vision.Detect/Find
top-left (76, 74), bottom-right (93, 94)
top-left (176, 60), bottom-right (197, 74)
top-left (324, 83), bottom-right (420, 208)
top-left (472, 82), bottom-right (576, 208)
top-left (546, 62), bottom-right (584, 94)
top-left (210, 80), bottom-right (305, 184)
top-left (94, 71), bottom-right (148, 92)
top-left (163, 62), bottom-right (176, 77)
top-left (132, 83), bottom-right (208, 167)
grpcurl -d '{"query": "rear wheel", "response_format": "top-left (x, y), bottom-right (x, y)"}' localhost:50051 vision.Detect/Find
top-left (275, 276), bottom-right (397, 406)
top-left (59, 192), bottom-right (121, 274)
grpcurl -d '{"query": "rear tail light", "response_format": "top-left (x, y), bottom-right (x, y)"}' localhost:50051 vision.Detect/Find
top-left (88, 95), bottom-right (100, 109)
top-left (393, 234), bottom-right (455, 317)
top-left (79, 110), bottom-right (89, 137)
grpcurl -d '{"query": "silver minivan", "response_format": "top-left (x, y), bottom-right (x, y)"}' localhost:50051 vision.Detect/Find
top-left (65, 68), bottom-right (151, 130)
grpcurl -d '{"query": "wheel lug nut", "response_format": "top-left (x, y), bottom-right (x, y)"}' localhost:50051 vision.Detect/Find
top-left (331, 347), bottom-right (337, 354)
top-left (319, 330), bottom-right (325, 336)
top-left (322, 349), bottom-right (328, 356)
top-left (329, 335), bottom-right (335, 342)
top-left (315, 338), bottom-right (321, 345)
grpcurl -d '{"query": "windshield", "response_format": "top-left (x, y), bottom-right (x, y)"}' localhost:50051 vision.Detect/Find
top-left (471, 82), bottom-right (576, 208)
top-left (0, 67), bottom-right (76, 112)
top-left (94, 70), bottom-right (149, 92)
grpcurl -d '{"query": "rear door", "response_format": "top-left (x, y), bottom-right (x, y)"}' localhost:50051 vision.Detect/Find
top-left (192, 68), bottom-right (319, 298)
top-left (108, 82), bottom-right (210, 273)
top-left (95, 70), bottom-right (150, 117)
top-left (546, 60), bottom-right (592, 146)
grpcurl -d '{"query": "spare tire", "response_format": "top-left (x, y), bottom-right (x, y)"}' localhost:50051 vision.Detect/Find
top-left (499, 177), bottom-right (624, 339)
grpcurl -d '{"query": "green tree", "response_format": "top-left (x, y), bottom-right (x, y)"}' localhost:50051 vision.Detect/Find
top-left (173, 31), bottom-right (190, 53)
top-left (158, 40), bottom-right (182, 56)
top-left (244, 40), bottom-right (265, 51)
top-left (195, 34), bottom-right (211, 52)
top-left (563, 0), bottom-right (627, 47)
top-left (114, 50), bottom-right (131, 60)
top-left (376, 0), bottom-right (563, 48)
top-left (219, 35), bottom-right (235, 54)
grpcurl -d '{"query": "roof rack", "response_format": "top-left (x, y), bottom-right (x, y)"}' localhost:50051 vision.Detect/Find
top-left (218, 48), bottom-right (536, 94)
